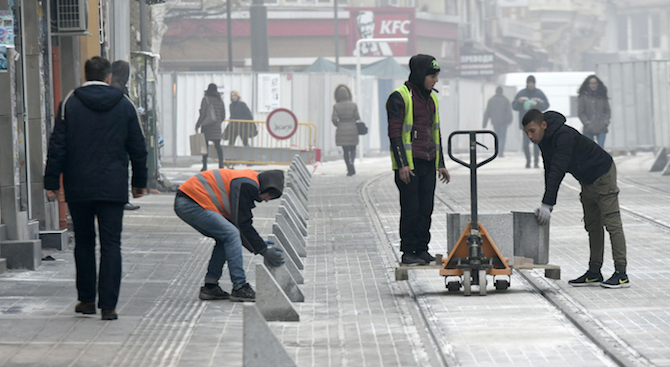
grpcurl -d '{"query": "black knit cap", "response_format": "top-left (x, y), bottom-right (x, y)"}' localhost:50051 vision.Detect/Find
top-left (527, 75), bottom-right (536, 84)
top-left (408, 54), bottom-right (440, 90)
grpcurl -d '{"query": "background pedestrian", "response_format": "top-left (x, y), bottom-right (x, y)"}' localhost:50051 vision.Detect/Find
top-left (331, 84), bottom-right (360, 176)
top-left (578, 74), bottom-right (611, 148)
top-left (483, 86), bottom-right (513, 157)
top-left (224, 90), bottom-right (256, 147)
top-left (512, 75), bottom-right (550, 168)
top-left (196, 83), bottom-right (225, 171)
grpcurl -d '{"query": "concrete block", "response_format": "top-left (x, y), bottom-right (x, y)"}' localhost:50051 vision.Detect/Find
top-left (276, 214), bottom-right (306, 257)
top-left (243, 304), bottom-right (297, 367)
top-left (39, 229), bottom-right (68, 251)
top-left (290, 164), bottom-right (310, 188)
top-left (27, 220), bottom-right (39, 240)
top-left (286, 181), bottom-right (307, 208)
top-left (0, 258), bottom-right (6, 274)
top-left (272, 225), bottom-right (304, 270)
top-left (0, 240), bottom-right (42, 270)
top-left (650, 147), bottom-right (668, 172)
top-left (287, 172), bottom-right (308, 199)
top-left (266, 260), bottom-right (304, 302)
top-left (0, 224), bottom-right (6, 241)
top-left (663, 161), bottom-right (670, 176)
top-left (292, 155), bottom-right (311, 179)
top-left (447, 212), bottom-right (514, 266)
top-left (279, 205), bottom-right (306, 237)
top-left (255, 264), bottom-right (300, 321)
top-left (268, 234), bottom-right (303, 284)
top-left (284, 189), bottom-right (309, 220)
top-left (289, 163), bottom-right (310, 188)
top-left (513, 212), bottom-right (550, 265)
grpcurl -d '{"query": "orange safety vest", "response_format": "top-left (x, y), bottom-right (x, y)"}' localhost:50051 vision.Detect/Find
top-left (178, 169), bottom-right (259, 221)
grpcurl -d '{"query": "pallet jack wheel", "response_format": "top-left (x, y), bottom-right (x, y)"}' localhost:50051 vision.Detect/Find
top-left (478, 269), bottom-right (487, 296)
top-left (447, 281), bottom-right (461, 292)
top-left (495, 279), bottom-right (509, 291)
top-left (463, 270), bottom-right (472, 296)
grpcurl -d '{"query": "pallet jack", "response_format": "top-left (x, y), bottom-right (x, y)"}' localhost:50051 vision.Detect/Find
top-left (393, 130), bottom-right (561, 293)
top-left (439, 131), bottom-right (511, 296)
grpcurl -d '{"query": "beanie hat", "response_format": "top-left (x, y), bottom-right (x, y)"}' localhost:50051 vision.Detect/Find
top-left (408, 54), bottom-right (440, 90)
top-left (527, 75), bottom-right (536, 84)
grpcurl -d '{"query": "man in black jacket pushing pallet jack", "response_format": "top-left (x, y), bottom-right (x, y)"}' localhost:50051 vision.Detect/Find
top-left (522, 109), bottom-right (630, 288)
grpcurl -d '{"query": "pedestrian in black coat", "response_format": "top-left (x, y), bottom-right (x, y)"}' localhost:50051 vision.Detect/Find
top-left (196, 83), bottom-right (226, 170)
top-left (483, 86), bottom-right (513, 157)
top-left (225, 90), bottom-right (256, 147)
top-left (44, 56), bottom-right (148, 320)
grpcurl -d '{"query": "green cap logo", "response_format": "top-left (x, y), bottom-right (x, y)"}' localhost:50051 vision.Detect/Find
top-left (431, 59), bottom-right (440, 70)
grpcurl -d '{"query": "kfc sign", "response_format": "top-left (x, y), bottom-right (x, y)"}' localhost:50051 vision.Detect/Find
top-left (348, 8), bottom-right (416, 57)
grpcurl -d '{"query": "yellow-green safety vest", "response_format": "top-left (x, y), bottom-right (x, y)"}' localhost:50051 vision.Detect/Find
top-left (389, 85), bottom-right (441, 170)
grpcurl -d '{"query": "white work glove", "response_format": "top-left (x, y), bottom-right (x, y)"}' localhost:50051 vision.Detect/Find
top-left (260, 242), bottom-right (285, 267)
top-left (534, 203), bottom-right (553, 225)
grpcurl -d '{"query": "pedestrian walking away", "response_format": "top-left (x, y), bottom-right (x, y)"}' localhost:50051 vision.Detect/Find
top-left (386, 54), bottom-right (451, 266)
top-left (44, 56), bottom-right (148, 320)
top-left (111, 59), bottom-right (142, 211)
top-left (331, 84), bottom-right (360, 176)
top-left (224, 90), bottom-right (256, 147)
top-left (174, 169), bottom-right (285, 302)
top-left (196, 83), bottom-right (226, 171)
top-left (483, 86), bottom-right (513, 157)
top-left (522, 109), bottom-right (629, 289)
top-left (578, 74), bottom-right (611, 148)
top-left (512, 75), bottom-right (550, 168)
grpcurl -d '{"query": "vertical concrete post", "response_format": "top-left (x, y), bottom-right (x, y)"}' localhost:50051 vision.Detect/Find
top-left (22, 0), bottom-right (53, 230)
top-left (0, 44), bottom-right (29, 240)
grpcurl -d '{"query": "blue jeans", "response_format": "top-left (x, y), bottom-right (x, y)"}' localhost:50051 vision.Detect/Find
top-left (174, 195), bottom-right (246, 288)
top-left (584, 132), bottom-right (607, 148)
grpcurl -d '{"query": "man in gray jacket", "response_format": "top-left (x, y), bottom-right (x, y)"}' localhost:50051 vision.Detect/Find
top-left (483, 86), bottom-right (513, 157)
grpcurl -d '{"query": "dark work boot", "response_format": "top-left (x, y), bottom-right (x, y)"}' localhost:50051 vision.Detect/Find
top-left (101, 309), bottom-right (118, 320)
top-left (416, 251), bottom-right (436, 264)
top-left (401, 253), bottom-right (427, 266)
top-left (75, 302), bottom-right (96, 315)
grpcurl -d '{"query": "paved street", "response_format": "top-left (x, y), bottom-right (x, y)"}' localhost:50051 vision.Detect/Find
top-left (0, 151), bottom-right (669, 366)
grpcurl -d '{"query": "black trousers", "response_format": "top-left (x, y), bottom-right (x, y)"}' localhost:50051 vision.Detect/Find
top-left (342, 146), bottom-right (356, 175)
top-left (68, 201), bottom-right (125, 310)
top-left (522, 132), bottom-right (539, 165)
top-left (394, 159), bottom-right (437, 254)
top-left (202, 139), bottom-right (224, 169)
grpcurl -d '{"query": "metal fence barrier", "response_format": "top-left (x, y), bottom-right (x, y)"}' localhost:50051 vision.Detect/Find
top-left (210, 119), bottom-right (319, 166)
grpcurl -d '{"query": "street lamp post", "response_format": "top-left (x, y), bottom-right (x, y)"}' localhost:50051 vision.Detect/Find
top-left (355, 37), bottom-right (408, 105)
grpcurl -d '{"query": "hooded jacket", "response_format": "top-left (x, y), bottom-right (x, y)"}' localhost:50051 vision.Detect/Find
top-left (331, 85), bottom-right (360, 147)
top-left (387, 54), bottom-right (445, 169)
top-left (538, 111), bottom-right (613, 206)
top-left (177, 169), bottom-right (284, 254)
top-left (44, 82), bottom-right (148, 202)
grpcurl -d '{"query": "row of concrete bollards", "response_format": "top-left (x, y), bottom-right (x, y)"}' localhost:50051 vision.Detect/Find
top-left (243, 155), bottom-right (311, 367)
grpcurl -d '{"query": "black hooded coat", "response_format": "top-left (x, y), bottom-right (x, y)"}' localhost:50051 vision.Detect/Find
top-left (538, 111), bottom-right (613, 206)
top-left (237, 170), bottom-right (285, 254)
top-left (44, 82), bottom-right (148, 202)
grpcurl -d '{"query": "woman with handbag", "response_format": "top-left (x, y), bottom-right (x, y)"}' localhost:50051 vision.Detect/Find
top-left (196, 83), bottom-right (226, 171)
top-left (224, 90), bottom-right (257, 147)
top-left (331, 84), bottom-right (361, 176)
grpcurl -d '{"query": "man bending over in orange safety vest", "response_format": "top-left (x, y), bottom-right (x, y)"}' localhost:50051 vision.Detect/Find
top-left (174, 169), bottom-right (285, 302)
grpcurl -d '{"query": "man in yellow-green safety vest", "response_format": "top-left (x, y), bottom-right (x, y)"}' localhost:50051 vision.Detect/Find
top-left (386, 54), bottom-right (451, 266)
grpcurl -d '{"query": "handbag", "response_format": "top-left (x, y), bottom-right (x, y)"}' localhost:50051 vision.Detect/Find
top-left (356, 121), bottom-right (368, 135)
top-left (201, 98), bottom-right (219, 126)
top-left (189, 133), bottom-right (208, 155)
